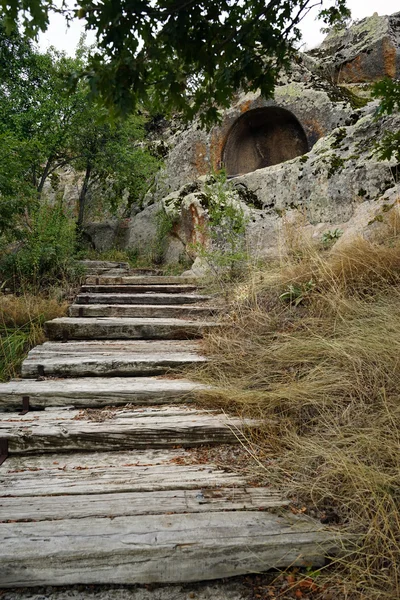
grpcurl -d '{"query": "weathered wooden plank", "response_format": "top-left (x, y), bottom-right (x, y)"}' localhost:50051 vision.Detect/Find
top-left (0, 511), bottom-right (343, 586)
top-left (44, 317), bottom-right (218, 341)
top-left (0, 405), bottom-right (230, 421)
top-left (75, 293), bottom-right (212, 305)
top-left (21, 352), bottom-right (206, 378)
top-left (0, 377), bottom-right (207, 410)
top-left (0, 447), bottom-right (247, 496)
top-left (26, 339), bottom-right (202, 355)
top-left (69, 304), bottom-right (220, 318)
top-left (85, 276), bottom-right (202, 285)
top-left (0, 488), bottom-right (289, 521)
top-left (0, 406), bottom-right (249, 453)
top-left (3, 448), bottom-right (189, 470)
top-left (0, 462), bottom-right (246, 497)
top-left (81, 284), bottom-right (198, 294)
top-left (77, 260), bottom-right (130, 270)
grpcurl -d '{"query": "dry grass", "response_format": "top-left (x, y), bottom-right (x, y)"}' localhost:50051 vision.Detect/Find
top-left (195, 231), bottom-right (400, 599)
top-left (0, 294), bottom-right (68, 380)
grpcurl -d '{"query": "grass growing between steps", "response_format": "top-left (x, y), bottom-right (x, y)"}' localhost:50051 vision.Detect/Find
top-left (0, 295), bottom-right (68, 381)
top-left (194, 229), bottom-right (400, 599)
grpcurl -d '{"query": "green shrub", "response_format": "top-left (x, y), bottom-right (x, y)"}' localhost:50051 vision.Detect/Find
top-left (0, 201), bottom-right (82, 291)
top-left (193, 171), bottom-right (249, 280)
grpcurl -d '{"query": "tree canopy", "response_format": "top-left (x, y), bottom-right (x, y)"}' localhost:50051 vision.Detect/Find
top-left (0, 0), bottom-right (350, 124)
top-left (0, 25), bottom-right (160, 238)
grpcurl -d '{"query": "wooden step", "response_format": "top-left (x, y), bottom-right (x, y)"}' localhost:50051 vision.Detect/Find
top-left (0, 487), bottom-right (288, 522)
top-left (77, 260), bottom-right (130, 276)
top-left (23, 340), bottom-right (202, 355)
top-left (81, 284), bottom-right (198, 294)
top-left (85, 276), bottom-right (201, 285)
top-left (69, 304), bottom-right (220, 319)
top-left (0, 510), bottom-right (342, 586)
top-left (0, 449), bottom-right (250, 496)
top-left (0, 406), bottom-right (251, 453)
top-left (21, 339), bottom-right (206, 377)
top-left (45, 317), bottom-right (217, 341)
top-left (78, 260), bottom-right (130, 270)
top-left (0, 377), bottom-right (207, 410)
top-left (0, 449), bottom-right (288, 519)
top-left (75, 293), bottom-right (213, 305)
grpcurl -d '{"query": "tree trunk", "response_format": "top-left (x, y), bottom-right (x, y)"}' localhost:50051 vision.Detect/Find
top-left (78, 164), bottom-right (92, 228)
top-left (37, 156), bottom-right (54, 195)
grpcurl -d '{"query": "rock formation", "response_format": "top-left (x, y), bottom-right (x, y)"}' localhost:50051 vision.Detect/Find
top-left (308, 11), bottom-right (400, 83)
top-left (75, 11), bottom-right (400, 266)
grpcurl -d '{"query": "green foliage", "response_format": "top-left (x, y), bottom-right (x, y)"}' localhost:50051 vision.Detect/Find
top-left (0, 25), bottom-right (161, 238)
top-left (319, 0), bottom-right (351, 33)
top-left (373, 79), bottom-right (400, 116)
top-left (321, 228), bottom-right (343, 247)
top-left (72, 110), bottom-right (161, 227)
top-left (194, 172), bottom-right (249, 278)
top-left (0, 201), bottom-right (82, 291)
top-left (279, 280), bottom-right (314, 306)
top-left (0, 321), bottom-right (40, 381)
top-left (372, 78), bottom-right (400, 165)
top-left (375, 131), bottom-right (400, 164)
top-left (328, 154), bottom-right (345, 178)
top-left (0, 2), bottom-right (350, 126)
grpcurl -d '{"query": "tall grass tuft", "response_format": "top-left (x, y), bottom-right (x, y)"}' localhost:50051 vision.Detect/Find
top-left (195, 227), bottom-right (400, 598)
top-left (0, 295), bottom-right (68, 381)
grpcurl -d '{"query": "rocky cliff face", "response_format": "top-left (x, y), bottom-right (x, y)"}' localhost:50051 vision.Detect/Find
top-left (308, 12), bottom-right (400, 83)
top-left (147, 57), bottom-right (358, 203)
top-left (78, 11), bottom-right (400, 264)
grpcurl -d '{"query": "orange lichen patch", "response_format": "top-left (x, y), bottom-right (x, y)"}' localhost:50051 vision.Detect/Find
top-left (338, 54), bottom-right (367, 83)
top-left (188, 202), bottom-right (208, 248)
top-left (239, 99), bottom-right (252, 113)
top-left (192, 141), bottom-right (209, 176)
top-left (383, 38), bottom-right (397, 78)
top-left (210, 129), bottom-right (227, 171)
top-left (338, 39), bottom-right (398, 83)
top-left (302, 118), bottom-right (325, 142)
top-left (175, 198), bottom-right (209, 258)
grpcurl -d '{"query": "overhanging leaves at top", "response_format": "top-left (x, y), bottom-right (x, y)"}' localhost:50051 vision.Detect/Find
top-left (0, 1), bottom-right (350, 125)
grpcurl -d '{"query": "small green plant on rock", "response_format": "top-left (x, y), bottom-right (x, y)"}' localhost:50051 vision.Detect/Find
top-left (321, 228), bottom-right (343, 247)
top-left (194, 171), bottom-right (249, 280)
top-left (279, 280), bottom-right (315, 306)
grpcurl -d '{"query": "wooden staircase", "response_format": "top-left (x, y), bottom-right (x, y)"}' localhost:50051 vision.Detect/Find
top-left (0, 264), bottom-right (342, 588)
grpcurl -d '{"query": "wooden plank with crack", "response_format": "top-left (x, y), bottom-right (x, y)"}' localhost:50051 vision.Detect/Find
top-left (0, 406), bottom-right (250, 453)
top-left (44, 317), bottom-right (218, 340)
top-left (21, 352), bottom-right (207, 378)
top-left (0, 464), bottom-right (247, 497)
top-left (0, 511), bottom-right (343, 587)
top-left (0, 448), bottom-right (249, 498)
top-left (0, 487), bottom-right (290, 521)
top-left (75, 293), bottom-right (213, 305)
top-left (25, 340), bottom-right (203, 355)
top-left (69, 304), bottom-right (220, 318)
top-left (84, 276), bottom-right (202, 285)
top-left (80, 284), bottom-right (198, 294)
top-left (0, 377), bottom-right (207, 410)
